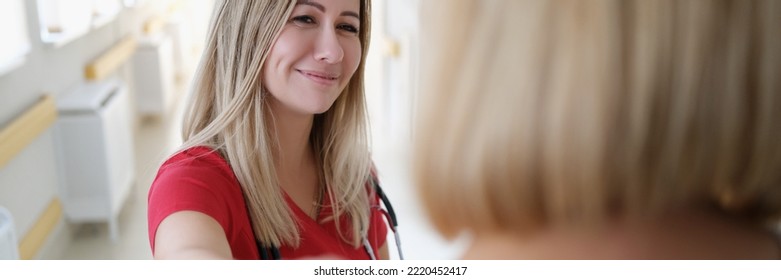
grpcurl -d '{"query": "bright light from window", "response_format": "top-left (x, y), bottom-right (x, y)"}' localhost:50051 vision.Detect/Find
top-left (0, 0), bottom-right (31, 76)
top-left (37, 0), bottom-right (121, 48)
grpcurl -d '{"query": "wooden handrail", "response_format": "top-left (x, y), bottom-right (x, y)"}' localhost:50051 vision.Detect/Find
top-left (143, 16), bottom-right (166, 35)
top-left (84, 36), bottom-right (137, 81)
top-left (0, 95), bottom-right (57, 169)
top-left (18, 198), bottom-right (62, 260)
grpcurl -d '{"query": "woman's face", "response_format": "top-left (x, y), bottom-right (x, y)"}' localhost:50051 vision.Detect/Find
top-left (263, 0), bottom-right (362, 116)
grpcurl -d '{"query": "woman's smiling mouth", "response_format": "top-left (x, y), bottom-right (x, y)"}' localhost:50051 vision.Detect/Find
top-left (298, 70), bottom-right (340, 86)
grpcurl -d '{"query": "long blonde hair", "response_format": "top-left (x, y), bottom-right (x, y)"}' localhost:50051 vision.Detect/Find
top-left (180, 0), bottom-right (373, 248)
top-left (416, 0), bottom-right (781, 239)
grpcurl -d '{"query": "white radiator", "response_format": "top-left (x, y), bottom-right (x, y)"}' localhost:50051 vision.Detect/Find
top-left (0, 206), bottom-right (20, 260)
top-left (132, 33), bottom-right (176, 116)
top-left (54, 77), bottom-right (135, 242)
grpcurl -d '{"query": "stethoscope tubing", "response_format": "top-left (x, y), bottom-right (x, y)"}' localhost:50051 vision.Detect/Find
top-left (258, 178), bottom-right (403, 260)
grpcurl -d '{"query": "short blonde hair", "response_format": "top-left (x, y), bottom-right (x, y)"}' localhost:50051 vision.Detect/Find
top-left (415, 0), bottom-right (781, 239)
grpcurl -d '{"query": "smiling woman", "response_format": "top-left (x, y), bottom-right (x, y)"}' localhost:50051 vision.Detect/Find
top-left (147, 0), bottom-right (391, 260)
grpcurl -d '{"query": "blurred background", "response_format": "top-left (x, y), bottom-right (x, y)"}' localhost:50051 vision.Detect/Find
top-left (0, 0), bottom-right (466, 259)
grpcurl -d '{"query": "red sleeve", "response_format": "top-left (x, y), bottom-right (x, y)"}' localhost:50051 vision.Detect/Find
top-left (146, 148), bottom-right (241, 254)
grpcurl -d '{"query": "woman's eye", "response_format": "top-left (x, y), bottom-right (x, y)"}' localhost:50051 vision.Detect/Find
top-left (338, 24), bottom-right (359, 34)
top-left (291, 15), bottom-right (316, 25)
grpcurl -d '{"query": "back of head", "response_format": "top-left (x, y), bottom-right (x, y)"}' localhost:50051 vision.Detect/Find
top-left (415, 0), bottom-right (781, 239)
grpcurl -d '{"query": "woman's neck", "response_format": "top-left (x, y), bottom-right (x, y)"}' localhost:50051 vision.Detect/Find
top-left (267, 99), bottom-right (321, 219)
top-left (274, 115), bottom-right (314, 170)
top-left (462, 208), bottom-right (779, 259)
top-left (267, 100), bottom-right (315, 170)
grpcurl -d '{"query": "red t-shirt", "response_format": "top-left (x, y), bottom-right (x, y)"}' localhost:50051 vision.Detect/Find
top-left (147, 146), bottom-right (388, 259)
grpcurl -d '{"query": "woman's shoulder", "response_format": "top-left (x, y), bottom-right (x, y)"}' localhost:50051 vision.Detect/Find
top-left (149, 146), bottom-right (245, 217)
top-left (161, 146), bottom-right (231, 172)
top-left (148, 146), bottom-right (250, 255)
top-left (154, 146), bottom-right (237, 187)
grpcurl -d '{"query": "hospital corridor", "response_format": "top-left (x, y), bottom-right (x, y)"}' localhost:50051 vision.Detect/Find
top-left (0, 0), bottom-right (465, 260)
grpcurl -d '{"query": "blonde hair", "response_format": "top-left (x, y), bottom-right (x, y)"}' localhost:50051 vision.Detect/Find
top-left (415, 0), bottom-right (781, 239)
top-left (180, 0), bottom-right (373, 248)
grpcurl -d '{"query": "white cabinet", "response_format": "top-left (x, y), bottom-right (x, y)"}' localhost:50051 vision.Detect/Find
top-left (53, 77), bottom-right (134, 242)
top-left (132, 33), bottom-right (175, 116)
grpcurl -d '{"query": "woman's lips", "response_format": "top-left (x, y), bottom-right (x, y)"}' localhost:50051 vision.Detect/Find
top-left (298, 70), bottom-right (339, 86)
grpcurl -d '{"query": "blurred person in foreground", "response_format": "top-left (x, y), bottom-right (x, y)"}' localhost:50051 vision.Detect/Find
top-left (415, 0), bottom-right (781, 259)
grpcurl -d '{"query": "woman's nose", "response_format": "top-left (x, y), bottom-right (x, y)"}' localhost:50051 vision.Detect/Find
top-left (313, 28), bottom-right (344, 64)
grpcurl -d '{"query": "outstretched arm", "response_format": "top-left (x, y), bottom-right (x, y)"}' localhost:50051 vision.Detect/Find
top-left (379, 243), bottom-right (389, 260)
top-left (153, 211), bottom-right (233, 259)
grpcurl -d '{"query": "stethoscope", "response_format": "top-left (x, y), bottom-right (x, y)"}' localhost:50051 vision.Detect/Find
top-left (256, 178), bottom-right (403, 260)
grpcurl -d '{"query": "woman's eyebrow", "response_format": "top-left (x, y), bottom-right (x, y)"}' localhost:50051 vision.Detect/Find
top-left (297, 1), bottom-right (359, 20)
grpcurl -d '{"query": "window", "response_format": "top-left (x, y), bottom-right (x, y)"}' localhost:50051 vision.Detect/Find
top-left (0, 0), bottom-right (32, 76)
top-left (37, 0), bottom-right (122, 48)
top-left (92, 0), bottom-right (122, 28)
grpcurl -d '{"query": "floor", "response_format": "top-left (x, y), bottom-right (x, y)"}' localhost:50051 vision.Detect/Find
top-left (58, 79), bottom-right (467, 260)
